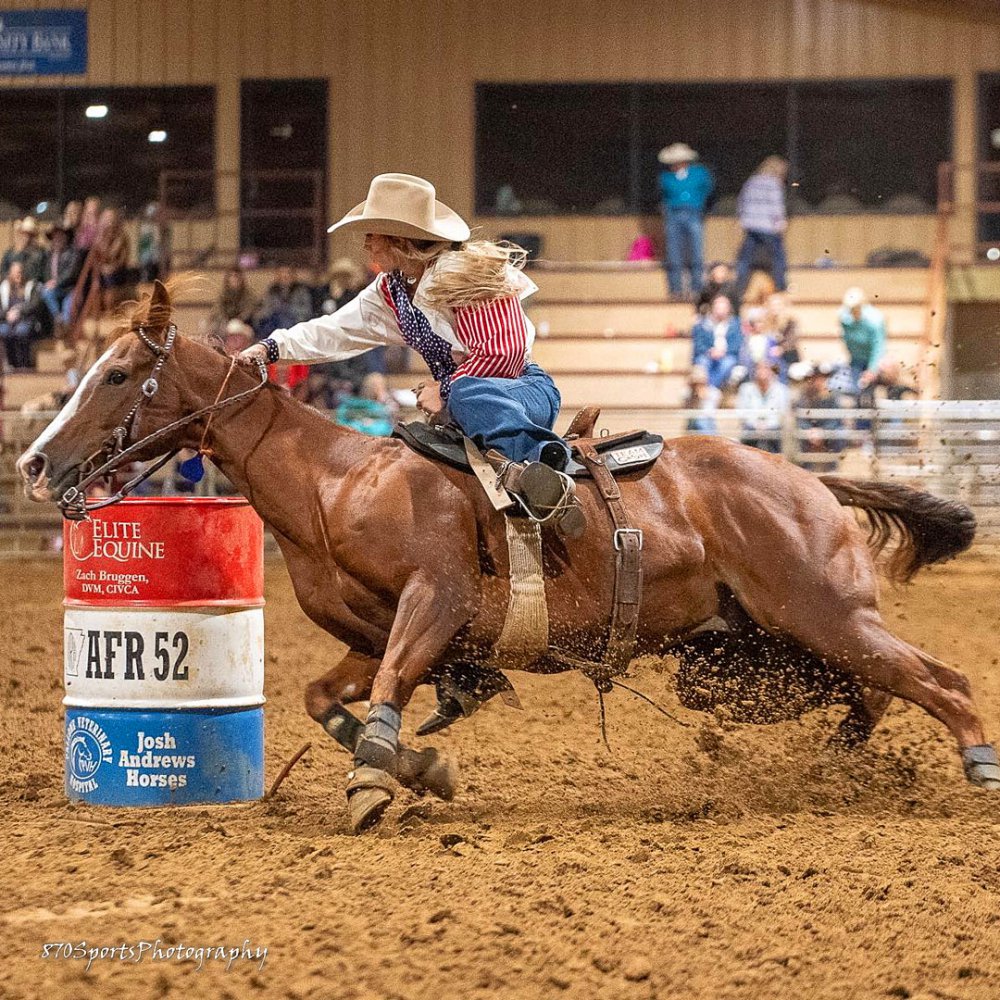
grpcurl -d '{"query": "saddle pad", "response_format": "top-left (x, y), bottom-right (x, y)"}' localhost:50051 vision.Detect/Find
top-left (393, 421), bottom-right (663, 480)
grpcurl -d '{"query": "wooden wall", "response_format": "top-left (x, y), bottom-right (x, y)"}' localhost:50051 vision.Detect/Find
top-left (1, 0), bottom-right (997, 263)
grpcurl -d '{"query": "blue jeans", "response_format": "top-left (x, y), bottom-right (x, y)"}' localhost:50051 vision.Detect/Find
top-left (736, 230), bottom-right (787, 291)
top-left (664, 207), bottom-right (705, 296)
top-left (0, 320), bottom-right (36, 368)
top-left (693, 352), bottom-right (739, 390)
top-left (447, 363), bottom-right (569, 465)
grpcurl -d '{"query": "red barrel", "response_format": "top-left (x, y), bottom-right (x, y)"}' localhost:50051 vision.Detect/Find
top-left (62, 497), bottom-right (265, 806)
top-left (64, 497), bottom-right (264, 608)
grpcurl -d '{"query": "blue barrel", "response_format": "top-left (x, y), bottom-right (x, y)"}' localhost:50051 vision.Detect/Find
top-left (63, 498), bottom-right (265, 806)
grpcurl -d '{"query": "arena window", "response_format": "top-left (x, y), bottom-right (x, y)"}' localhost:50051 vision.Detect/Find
top-left (475, 83), bottom-right (631, 215)
top-left (240, 79), bottom-right (328, 262)
top-left (793, 78), bottom-right (951, 212)
top-left (0, 85), bottom-right (215, 218)
top-left (475, 78), bottom-right (952, 217)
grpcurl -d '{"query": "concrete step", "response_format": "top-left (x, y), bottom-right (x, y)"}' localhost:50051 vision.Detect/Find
top-left (527, 301), bottom-right (926, 337)
top-left (530, 265), bottom-right (929, 303)
top-left (529, 335), bottom-right (925, 373)
top-left (4, 373), bottom-right (67, 409)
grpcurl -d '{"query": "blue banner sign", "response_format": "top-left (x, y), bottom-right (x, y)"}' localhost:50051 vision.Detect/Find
top-left (0, 8), bottom-right (87, 75)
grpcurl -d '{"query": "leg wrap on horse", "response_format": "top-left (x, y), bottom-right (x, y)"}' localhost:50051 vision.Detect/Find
top-left (962, 744), bottom-right (1000, 788)
top-left (355, 703), bottom-right (401, 773)
top-left (321, 705), bottom-right (364, 751)
top-left (321, 704), bottom-right (457, 801)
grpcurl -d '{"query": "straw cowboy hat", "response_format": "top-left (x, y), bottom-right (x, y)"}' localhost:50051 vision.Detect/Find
top-left (18, 216), bottom-right (39, 235)
top-left (658, 142), bottom-right (699, 166)
top-left (327, 173), bottom-right (471, 242)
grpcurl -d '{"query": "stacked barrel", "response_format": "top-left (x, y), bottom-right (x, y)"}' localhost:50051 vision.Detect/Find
top-left (62, 498), bottom-right (265, 806)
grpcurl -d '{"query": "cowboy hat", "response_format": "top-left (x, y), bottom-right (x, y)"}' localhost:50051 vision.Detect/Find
top-left (658, 143), bottom-right (698, 166)
top-left (842, 286), bottom-right (866, 309)
top-left (327, 173), bottom-right (471, 242)
top-left (18, 216), bottom-right (38, 235)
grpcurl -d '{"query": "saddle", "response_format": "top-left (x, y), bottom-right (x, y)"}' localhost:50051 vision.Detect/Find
top-left (393, 406), bottom-right (663, 479)
top-left (395, 406), bottom-right (656, 691)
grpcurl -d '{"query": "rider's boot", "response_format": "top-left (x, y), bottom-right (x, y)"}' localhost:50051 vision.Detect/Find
top-left (485, 445), bottom-right (586, 539)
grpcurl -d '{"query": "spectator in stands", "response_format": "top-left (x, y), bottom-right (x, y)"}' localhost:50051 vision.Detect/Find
top-left (658, 142), bottom-right (714, 300)
top-left (692, 292), bottom-right (743, 390)
top-left (255, 266), bottom-right (314, 339)
top-left (742, 269), bottom-right (777, 309)
top-left (315, 258), bottom-right (368, 315)
top-left (93, 208), bottom-right (134, 310)
top-left (0, 261), bottom-right (53, 369)
top-left (2, 217), bottom-right (47, 283)
top-left (736, 156), bottom-right (789, 292)
top-left (764, 291), bottom-right (800, 370)
top-left (696, 261), bottom-right (740, 315)
top-left (794, 361), bottom-right (845, 471)
top-left (742, 307), bottom-right (781, 370)
top-left (40, 224), bottom-right (82, 329)
top-left (683, 365), bottom-right (718, 434)
top-left (74, 196), bottom-right (102, 251)
top-left (736, 360), bottom-right (788, 453)
top-left (61, 200), bottom-right (82, 240)
top-left (137, 201), bottom-right (169, 282)
top-left (210, 267), bottom-right (259, 333)
top-left (839, 286), bottom-right (886, 395)
top-left (858, 357), bottom-right (918, 407)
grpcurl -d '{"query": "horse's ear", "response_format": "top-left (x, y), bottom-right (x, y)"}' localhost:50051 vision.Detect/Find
top-left (146, 279), bottom-right (173, 331)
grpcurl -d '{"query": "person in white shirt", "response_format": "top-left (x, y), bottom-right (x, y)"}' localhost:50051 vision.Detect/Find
top-left (736, 360), bottom-right (789, 454)
top-left (239, 173), bottom-right (584, 537)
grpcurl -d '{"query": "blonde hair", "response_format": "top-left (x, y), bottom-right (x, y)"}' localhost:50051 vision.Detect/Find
top-left (369, 235), bottom-right (527, 307)
top-left (757, 155), bottom-right (788, 178)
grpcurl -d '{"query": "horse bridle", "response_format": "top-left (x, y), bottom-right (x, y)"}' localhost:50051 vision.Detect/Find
top-left (58, 324), bottom-right (269, 521)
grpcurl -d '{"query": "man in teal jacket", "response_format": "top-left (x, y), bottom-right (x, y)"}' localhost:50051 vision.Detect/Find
top-left (839, 286), bottom-right (886, 394)
top-left (659, 142), bottom-right (714, 298)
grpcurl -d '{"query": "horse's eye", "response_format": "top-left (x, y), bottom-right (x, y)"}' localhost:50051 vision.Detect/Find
top-left (106, 370), bottom-right (128, 386)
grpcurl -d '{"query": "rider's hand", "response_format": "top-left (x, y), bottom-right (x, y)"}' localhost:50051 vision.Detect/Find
top-left (414, 381), bottom-right (445, 419)
top-left (238, 343), bottom-right (269, 365)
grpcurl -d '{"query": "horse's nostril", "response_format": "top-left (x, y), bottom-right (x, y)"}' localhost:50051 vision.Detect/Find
top-left (23, 452), bottom-right (49, 483)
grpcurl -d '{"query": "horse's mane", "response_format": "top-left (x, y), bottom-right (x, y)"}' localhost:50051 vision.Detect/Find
top-left (112, 276), bottom-right (209, 340)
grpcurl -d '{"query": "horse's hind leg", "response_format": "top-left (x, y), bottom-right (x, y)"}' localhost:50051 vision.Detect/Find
top-left (831, 688), bottom-right (893, 750)
top-left (792, 609), bottom-right (1000, 788)
top-left (305, 651), bottom-right (457, 806)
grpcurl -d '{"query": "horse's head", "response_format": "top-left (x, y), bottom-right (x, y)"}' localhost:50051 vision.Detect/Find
top-left (17, 280), bottom-right (193, 504)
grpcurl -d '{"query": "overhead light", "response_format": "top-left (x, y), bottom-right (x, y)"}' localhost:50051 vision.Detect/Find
top-left (85, 104), bottom-right (108, 119)
top-left (35, 201), bottom-right (49, 214)
top-left (148, 130), bottom-right (167, 143)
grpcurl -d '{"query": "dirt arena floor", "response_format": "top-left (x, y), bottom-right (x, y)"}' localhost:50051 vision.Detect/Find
top-left (3, 553), bottom-right (1000, 1000)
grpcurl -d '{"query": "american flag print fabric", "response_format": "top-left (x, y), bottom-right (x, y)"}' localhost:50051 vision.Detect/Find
top-left (382, 270), bottom-right (458, 398)
top-left (380, 270), bottom-right (530, 398)
top-left (452, 296), bottom-right (529, 382)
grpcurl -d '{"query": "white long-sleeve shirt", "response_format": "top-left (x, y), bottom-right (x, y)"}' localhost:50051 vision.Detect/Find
top-left (266, 258), bottom-right (539, 385)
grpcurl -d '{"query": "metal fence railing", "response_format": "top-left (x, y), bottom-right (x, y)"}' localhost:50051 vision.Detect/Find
top-left (2, 400), bottom-right (999, 556)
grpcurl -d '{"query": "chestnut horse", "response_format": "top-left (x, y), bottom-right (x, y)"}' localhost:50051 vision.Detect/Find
top-left (17, 283), bottom-right (1000, 831)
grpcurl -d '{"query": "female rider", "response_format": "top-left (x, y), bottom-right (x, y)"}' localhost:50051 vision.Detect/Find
top-left (240, 173), bottom-right (584, 537)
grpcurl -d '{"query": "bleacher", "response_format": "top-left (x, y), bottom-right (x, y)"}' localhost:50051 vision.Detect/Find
top-left (5, 264), bottom-right (930, 437)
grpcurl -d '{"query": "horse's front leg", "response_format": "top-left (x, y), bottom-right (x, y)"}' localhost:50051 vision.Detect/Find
top-left (349, 573), bottom-right (475, 832)
top-left (304, 651), bottom-right (457, 802)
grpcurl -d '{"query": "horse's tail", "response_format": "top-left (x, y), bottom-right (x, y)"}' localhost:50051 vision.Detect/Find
top-left (819, 476), bottom-right (976, 582)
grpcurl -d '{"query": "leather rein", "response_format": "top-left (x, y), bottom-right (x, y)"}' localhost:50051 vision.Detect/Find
top-left (58, 324), bottom-right (269, 521)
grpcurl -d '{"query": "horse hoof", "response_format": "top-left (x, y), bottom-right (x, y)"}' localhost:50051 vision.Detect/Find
top-left (397, 747), bottom-right (459, 801)
top-left (346, 766), bottom-right (395, 833)
top-left (962, 745), bottom-right (1000, 790)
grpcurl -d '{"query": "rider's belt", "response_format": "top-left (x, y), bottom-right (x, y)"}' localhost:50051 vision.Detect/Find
top-left (573, 441), bottom-right (643, 689)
